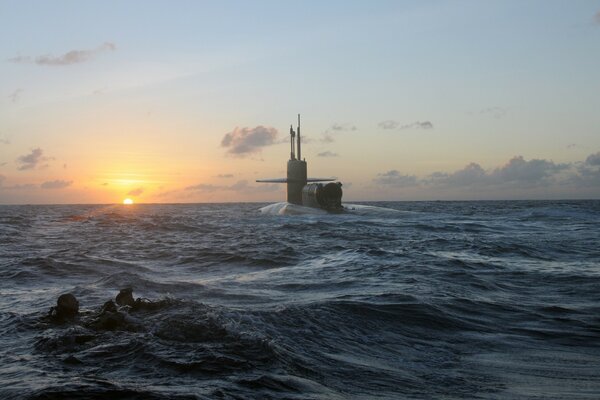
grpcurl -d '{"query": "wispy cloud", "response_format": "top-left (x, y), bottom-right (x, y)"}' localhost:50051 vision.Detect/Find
top-left (185, 179), bottom-right (279, 194)
top-left (221, 126), bottom-right (278, 156)
top-left (1, 183), bottom-right (37, 190)
top-left (594, 10), bottom-right (600, 25)
top-left (8, 89), bottom-right (23, 103)
top-left (127, 187), bottom-right (144, 196)
top-left (378, 120), bottom-right (433, 130)
top-left (317, 151), bottom-right (339, 157)
top-left (378, 120), bottom-right (399, 130)
top-left (0, 135), bottom-right (9, 145)
top-left (8, 42), bottom-right (116, 66)
top-left (320, 123), bottom-right (356, 143)
top-left (17, 148), bottom-right (52, 170)
top-left (41, 180), bottom-right (72, 189)
top-left (185, 183), bottom-right (222, 192)
top-left (215, 173), bottom-right (234, 178)
top-left (475, 107), bottom-right (507, 119)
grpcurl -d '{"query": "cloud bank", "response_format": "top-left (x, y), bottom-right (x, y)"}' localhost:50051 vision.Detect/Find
top-left (221, 126), bottom-right (278, 156)
top-left (375, 154), bottom-right (599, 194)
top-left (8, 42), bottom-right (116, 66)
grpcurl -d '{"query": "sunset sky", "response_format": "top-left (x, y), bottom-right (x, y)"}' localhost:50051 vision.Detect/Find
top-left (1, 1), bottom-right (599, 204)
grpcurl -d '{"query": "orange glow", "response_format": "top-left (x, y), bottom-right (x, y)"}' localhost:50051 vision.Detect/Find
top-left (123, 198), bottom-right (134, 205)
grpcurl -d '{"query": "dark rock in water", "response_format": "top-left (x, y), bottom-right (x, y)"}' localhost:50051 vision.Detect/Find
top-left (48, 293), bottom-right (79, 322)
top-left (90, 310), bottom-right (126, 331)
top-left (63, 355), bottom-right (82, 364)
top-left (116, 287), bottom-right (135, 307)
top-left (132, 297), bottom-right (171, 312)
top-left (100, 300), bottom-right (118, 314)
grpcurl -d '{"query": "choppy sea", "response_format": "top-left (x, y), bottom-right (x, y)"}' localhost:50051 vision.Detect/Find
top-left (1, 200), bottom-right (599, 399)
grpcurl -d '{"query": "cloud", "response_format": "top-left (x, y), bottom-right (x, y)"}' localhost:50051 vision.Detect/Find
top-left (400, 121), bottom-right (433, 130)
top-left (376, 155), bottom-right (575, 191)
top-left (427, 157), bottom-right (569, 188)
top-left (489, 156), bottom-right (568, 184)
top-left (595, 10), bottom-right (600, 25)
top-left (378, 120), bottom-right (399, 130)
top-left (221, 126), bottom-right (278, 156)
top-left (8, 42), bottom-right (116, 66)
top-left (317, 151), bottom-right (339, 157)
top-left (330, 123), bottom-right (356, 132)
top-left (320, 123), bottom-right (356, 143)
top-left (0, 135), bottom-right (9, 145)
top-left (374, 170), bottom-right (419, 187)
top-left (427, 163), bottom-right (488, 187)
top-left (0, 175), bottom-right (4, 186)
top-left (477, 107), bottom-right (507, 119)
top-left (127, 187), bottom-right (144, 196)
top-left (185, 180), bottom-right (279, 194)
top-left (215, 173), bottom-right (234, 178)
top-left (378, 120), bottom-right (433, 130)
top-left (8, 89), bottom-right (23, 103)
top-left (586, 152), bottom-right (600, 166)
top-left (40, 180), bottom-right (73, 189)
top-left (17, 148), bottom-right (52, 170)
top-left (321, 134), bottom-right (335, 143)
top-left (185, 183), bottom-right (222, 192)
top-left (3, 183), bottom-right (37, 190)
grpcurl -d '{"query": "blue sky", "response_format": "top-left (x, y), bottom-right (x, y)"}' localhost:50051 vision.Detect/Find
top-left (1, 1), bottom-right (600, 203)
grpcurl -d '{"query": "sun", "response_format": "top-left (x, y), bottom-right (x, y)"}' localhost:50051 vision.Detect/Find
top-left (123, 198), bottom-right (134, 205)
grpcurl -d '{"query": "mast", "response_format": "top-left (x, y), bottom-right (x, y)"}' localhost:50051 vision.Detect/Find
top-left (297, 114), bottom-right (301, 160)
top-left (289, 125), bottom-right (296, 160)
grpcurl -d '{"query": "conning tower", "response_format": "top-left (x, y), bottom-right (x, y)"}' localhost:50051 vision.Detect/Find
top-left (287, 114), bottom-right (307, 205)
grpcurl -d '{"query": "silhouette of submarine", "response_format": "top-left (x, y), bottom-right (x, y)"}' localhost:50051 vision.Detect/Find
top-left (257, 115), bottom-right (344, 212)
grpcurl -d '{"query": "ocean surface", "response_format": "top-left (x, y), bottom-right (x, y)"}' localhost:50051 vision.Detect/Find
top-left (1, 200), bottom-right (599, 399)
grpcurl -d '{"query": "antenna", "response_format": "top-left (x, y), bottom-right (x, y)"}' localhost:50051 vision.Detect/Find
top-left (297, 114), bottom-right (301, 160)
top-left (290, 125), bottom-right (296, 160)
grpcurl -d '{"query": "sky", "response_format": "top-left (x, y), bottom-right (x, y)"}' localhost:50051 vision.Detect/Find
top-left (1, 0), bottom-right (599, 204)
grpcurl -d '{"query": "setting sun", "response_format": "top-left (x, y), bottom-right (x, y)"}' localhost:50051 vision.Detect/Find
top-left (123, 198), bottom-right (134, 205)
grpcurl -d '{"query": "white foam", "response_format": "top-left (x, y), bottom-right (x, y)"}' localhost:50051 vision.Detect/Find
top-left (343, 203), bottom-right (408, 214)
top-left (259, 202), bottom-right (328, 216)
top-left (259, 202), bottom-right (408, 216)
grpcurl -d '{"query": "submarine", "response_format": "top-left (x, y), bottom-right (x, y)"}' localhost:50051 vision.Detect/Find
top-left (257, 115), bottom-right (344, 212)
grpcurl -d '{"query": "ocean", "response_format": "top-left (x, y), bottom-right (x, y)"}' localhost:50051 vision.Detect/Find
top-left (1, 200), bottom-right (599, 399)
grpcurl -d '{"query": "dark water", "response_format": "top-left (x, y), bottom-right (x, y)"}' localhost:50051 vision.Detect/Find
top-left (1, 201), bottom-right (599, 399)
